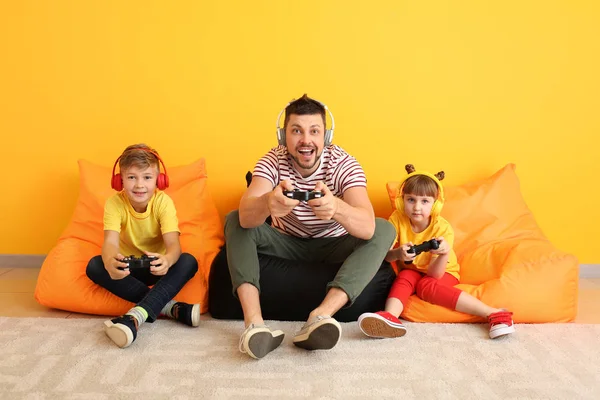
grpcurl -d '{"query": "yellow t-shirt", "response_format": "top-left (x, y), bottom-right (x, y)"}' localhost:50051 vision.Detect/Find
top-left (103, 191), bottom-right (180, 257)
top-left (388, 210), bottom-right (460, 280)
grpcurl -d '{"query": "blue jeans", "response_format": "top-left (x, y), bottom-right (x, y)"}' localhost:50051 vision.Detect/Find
top-left (86, 253), bottom-right (198, 322)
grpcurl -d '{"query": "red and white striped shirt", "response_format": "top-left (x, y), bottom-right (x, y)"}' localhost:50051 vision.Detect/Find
top-left (254, 145), bottom-right (367, 238)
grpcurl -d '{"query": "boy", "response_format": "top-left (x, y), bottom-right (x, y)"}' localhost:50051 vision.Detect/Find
top-left (86, 144), bottom-right (200, 348)
top-left (358, 164), bottom-right (515, 340)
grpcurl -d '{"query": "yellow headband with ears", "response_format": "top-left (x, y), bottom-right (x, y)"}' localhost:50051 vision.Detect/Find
top-left (395, 170), bottom-right (445, 219)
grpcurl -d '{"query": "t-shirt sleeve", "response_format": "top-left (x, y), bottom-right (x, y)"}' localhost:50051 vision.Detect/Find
top-left (433, 218), bottom-right (455, 249)
top-left (103, 195), bottom-right (123, 232)
top-left (336, 155), bottom-right (367, 193)
top-left (253, 149), bottom-right (279, 188)
top-left (156, 194), bottom-right (180, 234)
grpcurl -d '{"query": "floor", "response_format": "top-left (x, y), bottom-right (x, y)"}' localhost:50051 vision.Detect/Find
top-left (1, 267), bottom-right (599, 323)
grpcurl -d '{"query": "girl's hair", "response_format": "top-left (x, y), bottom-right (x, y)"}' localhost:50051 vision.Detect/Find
top-left (401, 164), bottom-right (445, 198)
top-left (402, 175), bottom-right (439, 198)
top-left (119, 143), bottom-right (160, 171)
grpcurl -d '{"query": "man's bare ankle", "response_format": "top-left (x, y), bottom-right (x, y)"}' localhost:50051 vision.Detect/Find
top-left (244, 318), bottom-right (265, 328)
top-left (307, 310), bottom-right (329, 323)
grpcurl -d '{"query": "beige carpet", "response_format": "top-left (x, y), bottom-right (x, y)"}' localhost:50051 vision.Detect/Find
top-left (1, 317), bottom-right (599, 399)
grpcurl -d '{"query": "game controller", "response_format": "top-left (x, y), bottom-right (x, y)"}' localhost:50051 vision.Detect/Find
top-left (404, 239), bottom-right (441, 264)
top-left (283, 189), bottom-right (324, 201)
top-left (118, 255), bottom-right (160, 270)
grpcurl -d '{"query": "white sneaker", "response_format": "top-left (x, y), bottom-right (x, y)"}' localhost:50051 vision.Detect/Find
top-left (292, 315), bottom-right (341, 350)
top-left (238, 324), bottom-right (284, 359)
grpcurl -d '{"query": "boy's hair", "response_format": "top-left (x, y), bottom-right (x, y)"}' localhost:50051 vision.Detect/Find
top-left (283, 94), bottom-right (326, 130)
top-left (402, 175), bottom-right (439, 198)
top-left (119, 144), bottom-right (161, 172)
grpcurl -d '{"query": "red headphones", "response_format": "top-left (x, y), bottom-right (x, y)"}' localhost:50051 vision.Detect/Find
top-left (110, 148), bottom-right (170, 191)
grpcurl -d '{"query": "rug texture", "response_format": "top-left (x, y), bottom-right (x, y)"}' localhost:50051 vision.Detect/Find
top-left (1, 317), bottom-right (599, 399)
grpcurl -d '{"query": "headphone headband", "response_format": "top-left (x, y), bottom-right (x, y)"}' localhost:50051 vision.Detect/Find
top-left (397, 171), bottom-right (445, 200)
top-left (276, 99), bottom-right (335, 146)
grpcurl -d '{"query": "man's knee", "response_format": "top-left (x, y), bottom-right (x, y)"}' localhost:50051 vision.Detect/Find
top-left (373, 218), bottom-right (396, 244)
top-left (225, 210), bottom-right (240, 227)
top-left (224, 210), bottom-right (243, 237)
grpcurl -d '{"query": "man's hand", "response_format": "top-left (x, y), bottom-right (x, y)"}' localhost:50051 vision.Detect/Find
top-left (145, 251), bottom-right (171, 276)
top-left (430, 237), bottom-right (450, 256)
top-left (308, 181), bottom-right (339, 221)
top-left (106, 253), bottom-right (130, 280)
top-left (268, 180), bottom-right (300, 218)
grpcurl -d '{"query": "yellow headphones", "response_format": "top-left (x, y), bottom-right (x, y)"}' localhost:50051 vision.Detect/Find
top-left (395, 169), bottom-right (445, 219)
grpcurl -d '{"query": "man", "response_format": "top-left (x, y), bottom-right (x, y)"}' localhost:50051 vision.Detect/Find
top-left (225, 94), bottom-right (395, 359)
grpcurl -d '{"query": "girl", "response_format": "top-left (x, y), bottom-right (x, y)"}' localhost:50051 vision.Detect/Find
top-left (358, 164), bottom-right (515, 340)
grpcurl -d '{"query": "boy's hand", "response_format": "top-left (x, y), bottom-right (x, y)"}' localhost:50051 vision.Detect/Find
top-left (268, 180), bottom-right (300, 217)
top-left (400, 242), bottom-right (416, 263)
top-left (106, 254), bottom-right (130, 280)
top-left (309, 181), bottom-right (339, 221)
top-left (430, 237), bottom-right (450, 255)
top-left (145, 251), bottom-right (171, 276)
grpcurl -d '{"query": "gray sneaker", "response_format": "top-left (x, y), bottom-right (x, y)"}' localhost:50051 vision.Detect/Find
top-left (293, 315), bottom-right (341, 350)
top-left (238, 324), bottom-right (285, 359)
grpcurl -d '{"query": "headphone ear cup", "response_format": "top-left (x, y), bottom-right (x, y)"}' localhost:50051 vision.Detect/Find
top-left (277, 128), bottom-right (286, 146)
top-left (431, 200), bottom-right (442, 217)
top-left (111, 174), bottom-right (122, 191)
top-left (157, 173), bottom-right (169, 190)
top-left (395, 196), bottom-right (404, 213)
top-left (324, 129), bottom-right (333, 146)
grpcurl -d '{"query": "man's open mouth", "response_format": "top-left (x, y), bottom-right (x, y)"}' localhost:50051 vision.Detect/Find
top-left (298, 148), bottom-right (315, 157)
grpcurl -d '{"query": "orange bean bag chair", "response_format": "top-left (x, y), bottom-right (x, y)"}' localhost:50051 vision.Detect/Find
top-left (34, 159), bottom-right (224, 315)
top-left (386, 164), bottom-right (578, 323)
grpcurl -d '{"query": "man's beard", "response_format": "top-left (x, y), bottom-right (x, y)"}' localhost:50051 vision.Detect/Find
top-left (290, 148), bottom-right (322, 172)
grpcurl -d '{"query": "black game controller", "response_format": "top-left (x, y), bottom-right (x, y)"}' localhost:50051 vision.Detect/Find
top-left (118, 255), bottom-right (160, 270)
top-left (283, 189), bottom-right (324, 202)
top-left (404, 239), bottom-right (441, 264)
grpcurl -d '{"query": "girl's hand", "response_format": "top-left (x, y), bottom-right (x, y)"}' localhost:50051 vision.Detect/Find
top-left (400, 242), bottom-right (416, 263)
top-left (430, 237), bottom-right (450, 255)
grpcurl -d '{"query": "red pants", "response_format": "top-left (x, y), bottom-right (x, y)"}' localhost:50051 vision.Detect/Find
top-left (388, 269), bottom-right (462, 310)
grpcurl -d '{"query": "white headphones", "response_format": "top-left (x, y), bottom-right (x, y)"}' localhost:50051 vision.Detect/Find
top-left (276, 99), bottom-right (336, 147)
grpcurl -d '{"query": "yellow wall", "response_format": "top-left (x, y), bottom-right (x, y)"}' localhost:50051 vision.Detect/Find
top-left (1, 1), bottom-right (598, 263)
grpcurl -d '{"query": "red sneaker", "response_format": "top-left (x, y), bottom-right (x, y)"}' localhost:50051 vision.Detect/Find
top-left (358, 311), bottom-right (407, 338)
top-left (488, 310), bottom-right (515, 339)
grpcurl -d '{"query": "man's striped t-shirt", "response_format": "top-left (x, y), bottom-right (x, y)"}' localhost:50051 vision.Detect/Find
top-left (253, 145), bottom-right (367, 238)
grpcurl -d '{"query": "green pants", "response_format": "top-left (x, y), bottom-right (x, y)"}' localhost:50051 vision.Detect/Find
top-left (224, 210), bottom-right (396, 305)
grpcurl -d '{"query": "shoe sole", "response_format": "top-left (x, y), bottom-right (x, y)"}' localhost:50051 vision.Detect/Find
top-left (191, 304), bottom-right (200, 327)
top-left (358, 314), bottom-right (407, 339)
top-left (245, 330), bottom-right (285, 359)
top-left (293, 319), bottom-right (341, 350)
top-left (490, 324), bottom-right (515, 339)
top-left (103, 320), bottom-right (134, 348)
